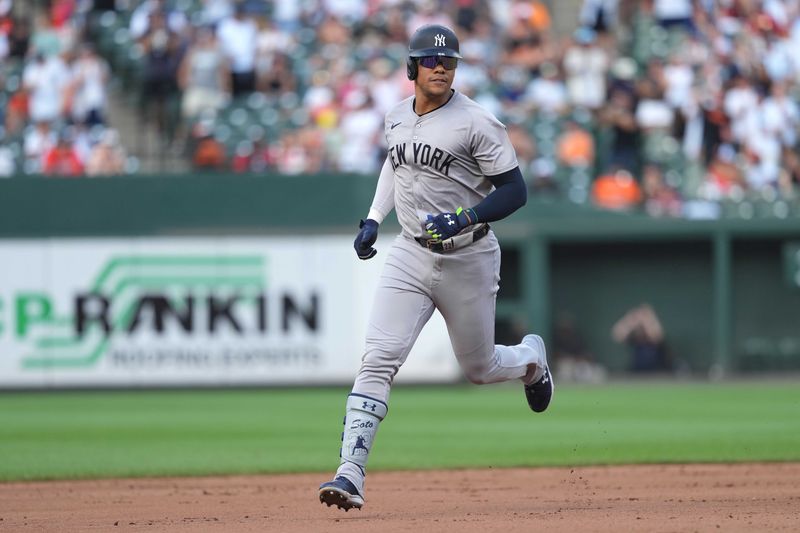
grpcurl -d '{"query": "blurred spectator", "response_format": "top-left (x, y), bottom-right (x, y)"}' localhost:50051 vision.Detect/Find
top-left (337, 91), bottom-right (382, 174)
top-left (563, 27), bottom-right (608, 110)
top-left (139, 10), bottom-right (184, 142)
top-left (256, 51), bottom-right (296, 95)
top-left (5, 87), bottom-right (29, 135)
top-left (0, 145), bottom-right (14, 177)
top-left (0, 4), bottom-right (9, 61)
top-left (514, 0), bottom-right (552, 34)
top-left (30, 11), bottom-right (61, 58)
top-left (635, 77), bottom-right (674, 133)
top-left (653, 0), bottom-right (693, 31)
top-left (201, 0), bottom-right (235, 26)
top-left (271, 0), bottom-right (302, 32)
top-left (742, 132), bottom-right (781, 190)
top-left (598, 85), bottom-right (639, 172)
top-left (178, 26), bottom-right (230, 122)
top-left (254, 15), bottom-right (293, 69)
top-left (523, 61), bottom-right (568, 115)
top-left (23, 120), bottom-right (57, 172)
top-left (191, 125), bottom-right (226, 170)
top-left (68, 43), bottom-right (110, 126)
top-left (130, 0), bottom-right (187, 41)
top-left (407, 0), bottom-right (454, 38)
top-left (507, 122), bottom-right (537, 174)
top-left (272, 126), bottom-right (325, 175)
top-left (779, 147), bottom-right (800, 194)
top-left (641, 164), bottom-right (681, 217)
top-left (699, 90), bottom-right (727, 166)
top-left (552, 311), bottom-right (606, 383)
top-left (86, 128), bottom-right (126, 176)
top-left (317, 14), bottom-right (351, 46)
top-left (700, 143), bottom-right (745, 199)
top-left (367, 57), bottom-right (408, 116)
top-left (216, 4), bottom-right (257, 95)
top-left (23, 52), bottom-right (70, 123)
top-left (231, 137), bottom-right (276, 174)
top-left (42, 131), bottom-right (84, 177)
top-left (68, 124), bottom-right (93, 164)
top-left (612, 303), bottom-right (671, 373)
top-left (663, 53), bottom-right (694, 112)
top-left (591, 169), bottom-right (642, 210)
top-left (761, 81), bottom-right (799, 149)
top-left (529, 156), bottom-right (558, 194)
top-left (7, 14), bottom-right (30, 59)
top-left (579, 0), bottom-right (618, 33)
top-left (723, 73), bottom-right (758, 147)
top-left (557, 120), bottom-right (595, 168)
top-left (501, 5), bottom-right (551, 73)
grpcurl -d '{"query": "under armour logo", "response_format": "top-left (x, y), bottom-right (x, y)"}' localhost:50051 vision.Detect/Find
top-left (444, 214), bottom-right (455, 225)
top-left (542, 376), bottom-right (549, 384)
top-left (362, 401), bottom-right (377, 412)
top-left (435, 34), bottom-right (446, 47)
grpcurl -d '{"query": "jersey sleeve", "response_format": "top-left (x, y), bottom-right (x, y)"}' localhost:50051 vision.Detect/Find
top-left (470, 111), bottom-right (519, 177)
top-left (366, 157), bottom-right (395, 223)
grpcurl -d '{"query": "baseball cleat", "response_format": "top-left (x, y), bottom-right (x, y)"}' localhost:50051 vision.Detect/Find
top-left (524, 365), bottom-right (554, 412)
top-left (522, 334), bottom-right (554, 412)
top-left (319, 476), bottom-right (364, 511)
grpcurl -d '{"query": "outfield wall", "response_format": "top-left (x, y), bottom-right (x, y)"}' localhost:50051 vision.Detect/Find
top-left (1, 175), bottom-right (799, 386)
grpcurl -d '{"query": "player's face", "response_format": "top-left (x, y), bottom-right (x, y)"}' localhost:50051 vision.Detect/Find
top-left (415, 56), bottom-right (456, 98)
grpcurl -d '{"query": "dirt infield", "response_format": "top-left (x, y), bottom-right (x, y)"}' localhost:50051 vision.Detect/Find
top-left (1, 463), bottom-right (798, 532)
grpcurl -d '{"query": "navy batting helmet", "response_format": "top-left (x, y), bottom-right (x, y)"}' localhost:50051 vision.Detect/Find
top-left (406, 24), bottom-right (462, 80)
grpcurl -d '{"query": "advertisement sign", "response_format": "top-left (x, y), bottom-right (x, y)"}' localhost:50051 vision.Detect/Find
top-left (0, 237), bottom-right (460, 388)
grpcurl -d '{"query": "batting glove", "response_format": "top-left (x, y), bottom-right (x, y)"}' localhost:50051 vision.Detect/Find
top-left (354, 219), bottom-right (379, 260)
top-left (424, 207), bottom-right (477, 241)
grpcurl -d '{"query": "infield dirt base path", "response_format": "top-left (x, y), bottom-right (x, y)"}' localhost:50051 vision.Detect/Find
top-left (1, 463), bottom-right (798, 532)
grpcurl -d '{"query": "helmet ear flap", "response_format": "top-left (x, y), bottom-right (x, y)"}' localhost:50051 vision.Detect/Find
top-left (406, 57), bottom-right (417, 80)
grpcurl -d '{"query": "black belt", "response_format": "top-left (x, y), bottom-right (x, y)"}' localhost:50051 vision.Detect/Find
top-left (415, 224), bottom-right (490, 253)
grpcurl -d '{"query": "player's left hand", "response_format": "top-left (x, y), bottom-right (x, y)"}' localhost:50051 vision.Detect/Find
top-left (424, 207), bottom-right (477, 241)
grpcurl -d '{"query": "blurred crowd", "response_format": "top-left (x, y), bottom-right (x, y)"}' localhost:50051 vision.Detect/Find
top-left (0, 0), bottom-right (128, 176)
top-left (1, 0), bottom-right (800, 217)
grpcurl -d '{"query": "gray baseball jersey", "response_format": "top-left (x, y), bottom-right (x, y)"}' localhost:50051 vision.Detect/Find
top-left (334, 89), bottom-right (548, 496)
top-left (384, 91), bottom-right (518, 238)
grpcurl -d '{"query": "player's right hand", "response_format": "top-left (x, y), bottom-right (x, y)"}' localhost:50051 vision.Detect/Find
top-left (354, 219), bottom-right (379, 260)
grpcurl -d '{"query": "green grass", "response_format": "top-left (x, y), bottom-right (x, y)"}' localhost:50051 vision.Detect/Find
top-left (1, 382), bottom-right (799, 481)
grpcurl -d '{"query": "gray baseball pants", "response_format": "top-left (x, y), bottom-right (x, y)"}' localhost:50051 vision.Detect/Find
top-left (351, 231), bottom-right (544, 404)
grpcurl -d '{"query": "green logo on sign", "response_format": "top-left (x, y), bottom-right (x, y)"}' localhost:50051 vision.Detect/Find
top-left (13, 254), bottom-right (320, 369)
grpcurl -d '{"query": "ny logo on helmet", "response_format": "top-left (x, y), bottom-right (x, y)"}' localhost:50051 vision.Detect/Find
top-left (435, 34), bottom-right (446, 47)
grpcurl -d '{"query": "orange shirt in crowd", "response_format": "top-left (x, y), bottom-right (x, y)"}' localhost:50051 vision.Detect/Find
top-left (557, 128), bottom-right (595, 167)
top-left (592, 171), bottom-right (643, 210)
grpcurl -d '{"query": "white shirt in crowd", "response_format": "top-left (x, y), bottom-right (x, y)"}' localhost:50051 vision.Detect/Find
top-left (70, 54), bottom-right (109, 123)
top-left (337, 94), bottom-right (383, 174)
top-left (663, 59), bottom-right (694, 110)
top-left (524, 76), bottom-right (568, 114)
top-left (23, 56), bottom-right (71, 123)
top-left (129, 0), bottom-right (186, 40)
top-left (761, 93), bottom-right (800, 147)
top-left (216, 15), bottom-right (258, 73)
top-left (723, 84), bottom-right (759, 144)
top-left (564, 44), bottom-right (608, 109)
top-left (654, 0), bottom-right (692, 20)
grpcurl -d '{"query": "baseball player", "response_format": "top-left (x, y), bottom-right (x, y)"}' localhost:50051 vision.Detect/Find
top-left (319, 24), bottom-right (553, 511)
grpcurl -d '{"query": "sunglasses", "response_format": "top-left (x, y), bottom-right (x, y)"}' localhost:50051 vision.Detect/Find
top-left (417, 56), bottom-right (458, 70)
